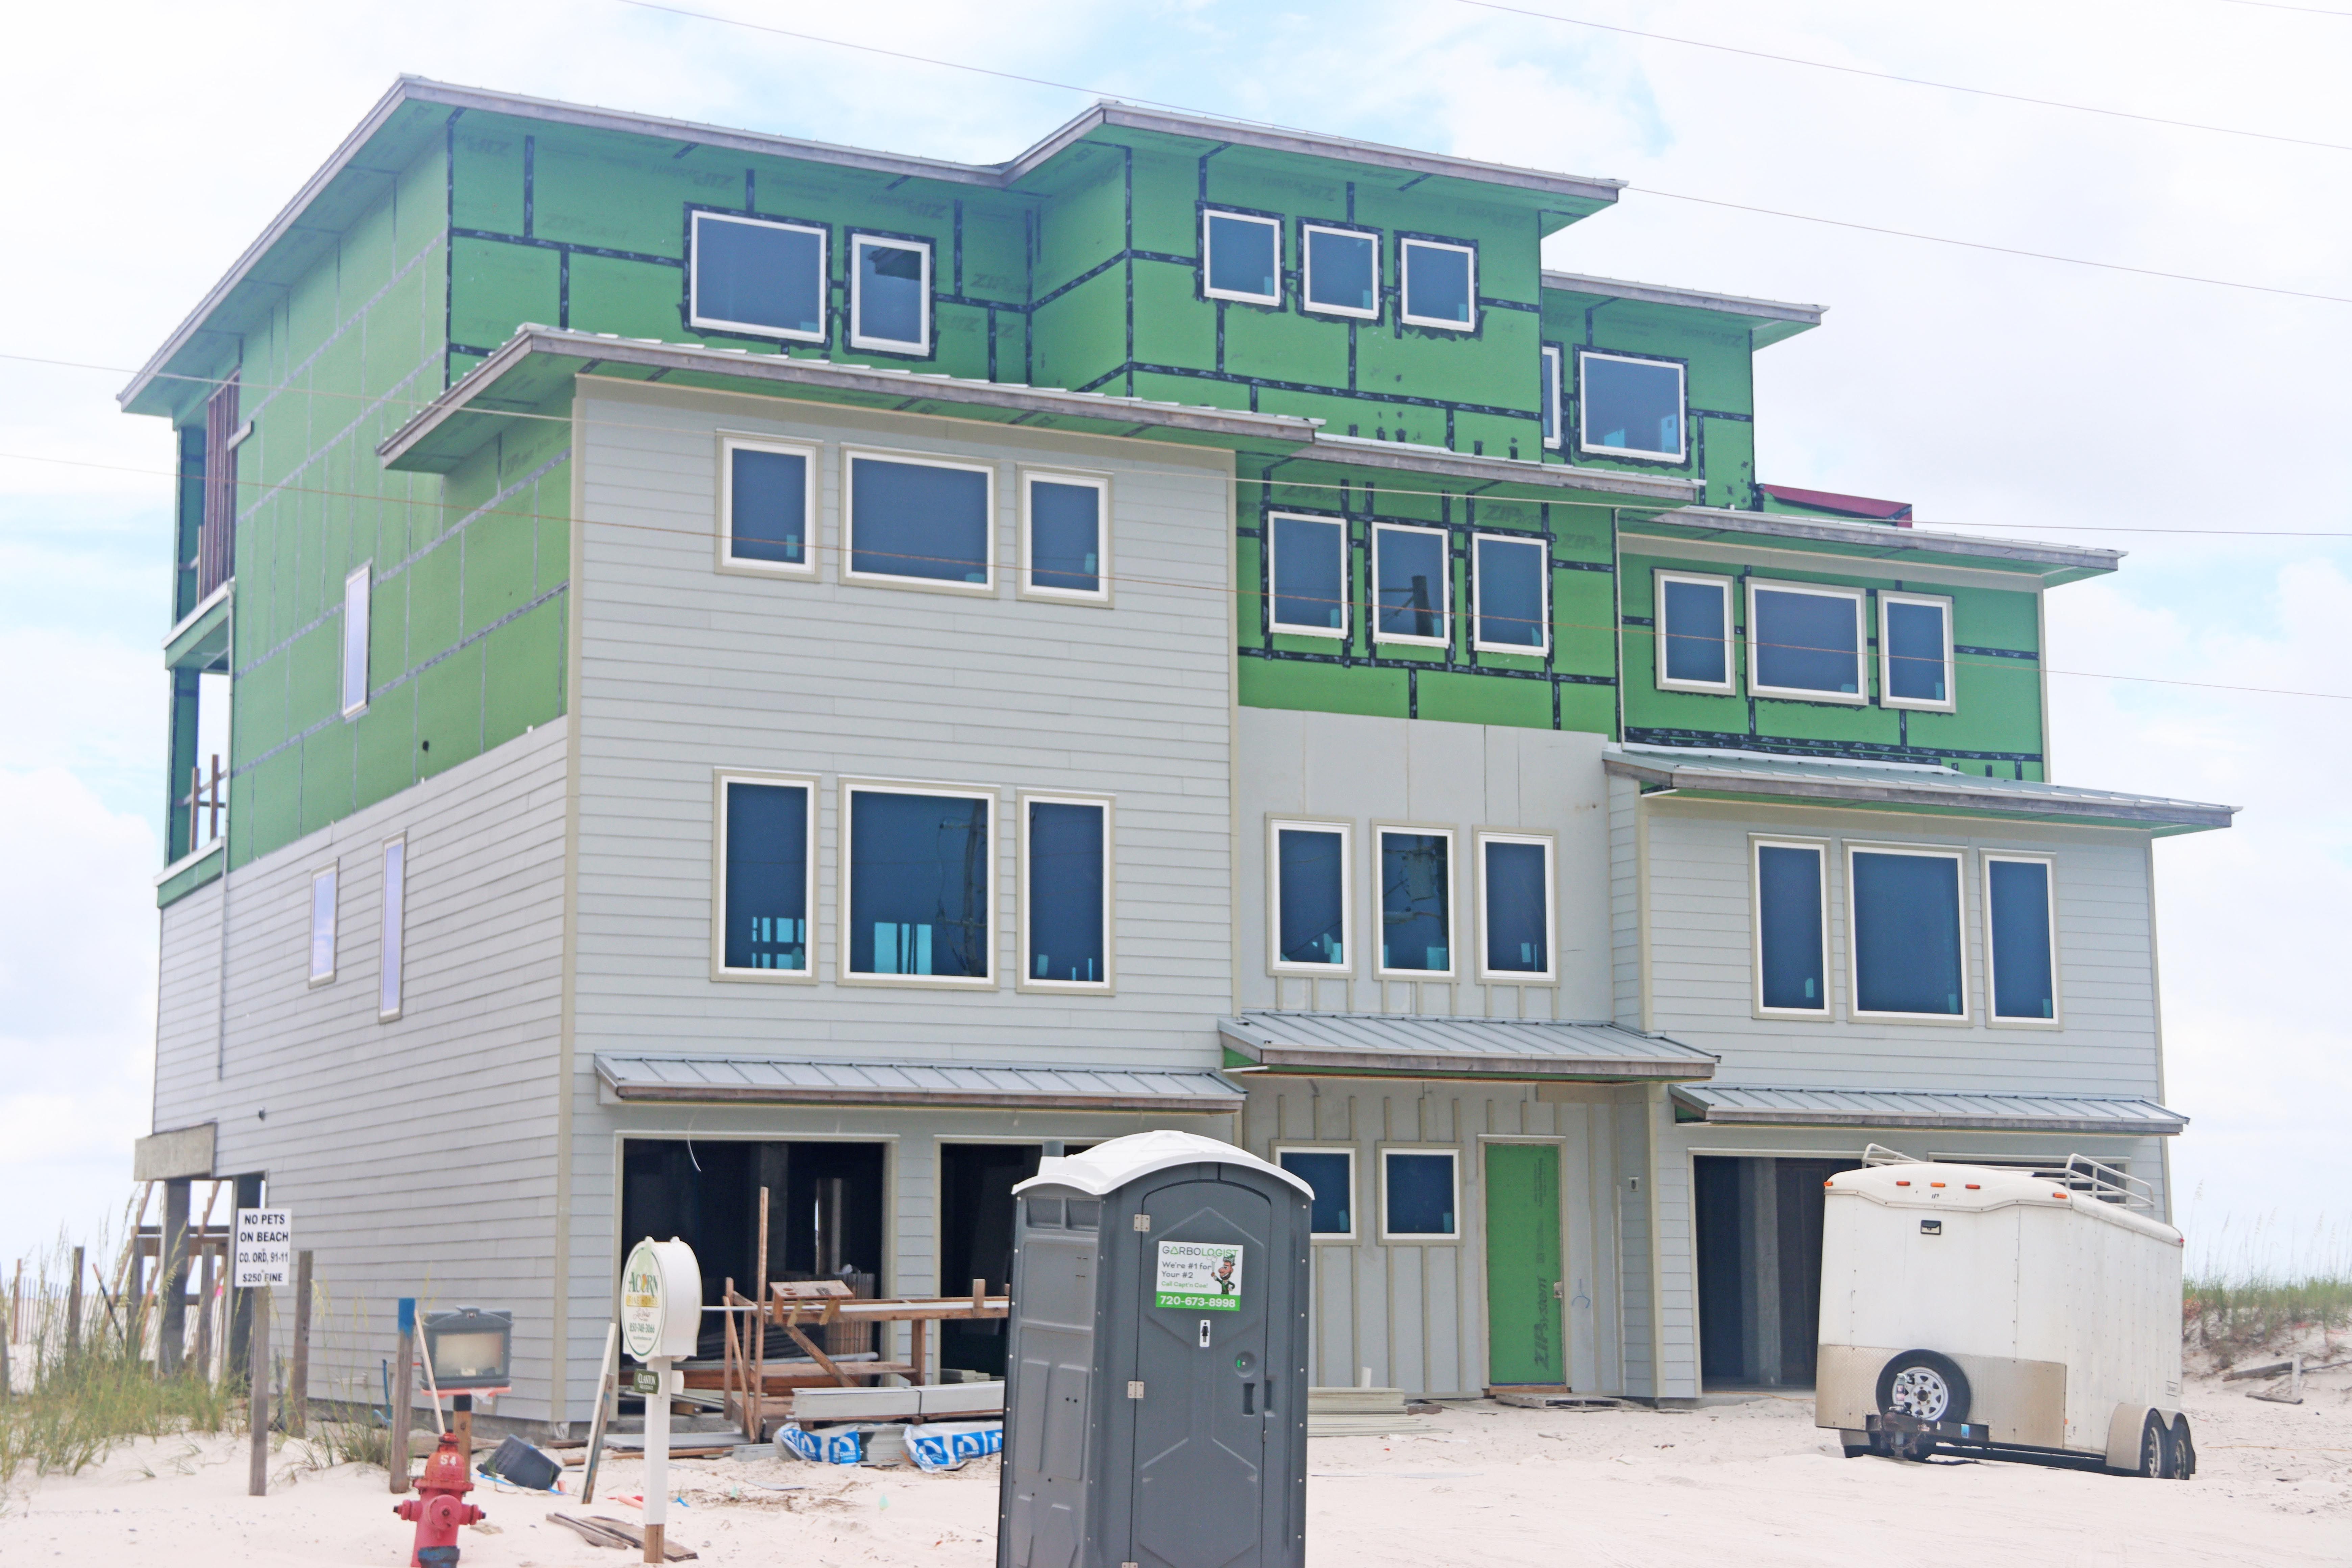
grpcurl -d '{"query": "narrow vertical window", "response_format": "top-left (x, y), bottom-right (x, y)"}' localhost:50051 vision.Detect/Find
top-left (1849, 847), bottom-right (1967, 1018)
top-left (689, 212), bottom-right (827, 342)
top-left (1472, 534), bottom-right (1548, 654)
top-left (1023, 795), bottom-right (1110, 989)
top-left (1753, 841), bottom-right (1826, 1012)
top-left (1376, 829), bottom-right (1453, 976)
top-left (1540, 344), bottom-right (1563, 449)
top-left (1381, 1150), bottom-right (1459, 1240)
top-left (1748, 581), bottom-right (1865, 702)
top-left (1655, 571), bottom-right (1734, 693)
top-left (341, 564), bottom-right (371, 717)
top-left (1269, 514), bottom-right (1347, 638)
top-left (1373, 524), bottom-right (1449, 646)
top-left (1399, 238), bottom-right (1476, 331)
top-left (1301, 225), bottom-right (1378, 319)
top-left (720, 438), bottom-right (815, 573)
top-left (1270, 820), bottom-right (1350, 972)
top-left (718, 778), bottom-right (813, 976)
top-left (308, 866), bottom-right (337, 985)
top-left (378, 836), bottom-right (406, 1021)
top-left (1021, 472), bottom-right (1109, 601)
top-left (1577, 350), bottom-right (1687, 460)
top-left (1880, 592), bottom-right (1956, 710)
top-left (1986, 856), bottom-right (2057, 1022)
top-left (846, 451), bottom-right (994, 590)
top-left (1203, 210), bottom-right (1282, 305)
top-left (849, 234), bottom-right (932, 354)
top-left (845, 784), bottom-right (994, 983)
top-left (1277, 1148), bottom-right (1356, 1238)
top-left (1477, 832), bottom-right (1554, 982)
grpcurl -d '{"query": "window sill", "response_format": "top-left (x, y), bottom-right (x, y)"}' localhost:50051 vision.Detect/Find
top-left (711, 965), bottom-right (819, 985)
top-left (1883, 696), bottom-right (1959, 714)
top-left (1751, 685), bottom-right (1870, 706)
top-left (842, 570), bottom-right (997, 597)
top-left (836, 971), bottom-right (999, 991)
top-left (1656, 677), bottom-right (1738, 696)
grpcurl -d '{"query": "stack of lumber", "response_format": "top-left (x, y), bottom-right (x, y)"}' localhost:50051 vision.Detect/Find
top-left (790, 1380), bottom-right (1004, 1425)
top-left (1306, 1386), bottom-right (1435, 1438)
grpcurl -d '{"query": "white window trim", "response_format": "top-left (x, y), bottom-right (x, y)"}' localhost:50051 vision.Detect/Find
top-left (838, 778), bottom-right (999, 990)
top-left (1470, 533), bottom-right (1550, 656)
top-left (1575, 348), bottom-right (1689, 462)
top-left (711, 770), bottom-right (820, 984)
top-left (378, 835), bottom-right (406, 1023)
top-left (1983, 851), bottom-right (2062, 1029)
top-left (1274, 1145), bottom-right (1359, 1241)
top-left (1474, 829), bottom-right (1557, 984)
top-left (847, 232), bottom-right (934, 354)
top-left (1201, 209), bottom-right (1284, 307)
top-left (1371, 524), bottom-right (1451, 649)
top-left (688, 210), bottom-right (830, 344)
top-left (1747, 579), bottom-right (1869, 706)
top-left (1016, 790), bottom-right (1116, 995)
top-left (1300, 223), bottom-right (1379, 320)
top-left (841, 447), bottom-right (997, 595)
top-left (1879, 589), bottom-right (1958, 713)
top-left (716, 433), bottom-right (821, 578)
top-left (1540, 344), bottom-right (1563, 450)
top-left (1378, 1144), bottom-right (1462, 1243)
top-left (1267, 815), bottom-right (1355, 977)
top-left (1654, 569), bottom-right (1737, 695)
top-left (1398, 237), bottom-right (1478, 332)
top-left (1844, 842), bottom-right (1973, 1024)
top-left (1749, 835), bottom-right (1831, 1018)
top-left (307, 864), bottom-right (338, 986)
top-left (1267, 511), bottom-right (1350, 641)
top-left (341, 562), bottom-right (371, 718)
top-left (1372, 823), bottom-right (1458, 981)
top-left (1016, 468), bottom-right (1113, 606)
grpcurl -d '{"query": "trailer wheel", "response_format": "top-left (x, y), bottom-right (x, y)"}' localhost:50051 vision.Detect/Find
top-left (2170, 1415), bottom-right (2196, 1479)
top-left (2133, 1411), bottom-right (2177, 1478)
top-left (1876, 1350), bottom-right (1971, 1426)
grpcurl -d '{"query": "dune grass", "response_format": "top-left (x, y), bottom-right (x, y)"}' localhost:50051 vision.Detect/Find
top-left (2182, 1214), bottom-right (2352, 1362)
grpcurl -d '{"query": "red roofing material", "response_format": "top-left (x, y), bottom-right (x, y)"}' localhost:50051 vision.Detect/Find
top-left (1758, 483), bottom-right (1914, 525)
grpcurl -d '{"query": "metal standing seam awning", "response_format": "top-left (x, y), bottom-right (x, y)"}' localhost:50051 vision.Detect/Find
top-left (1670, 1084), bottom-right (2187, 1136)
top-left (1218, 1011), bottom-right (1717, 1082)
top-left (593, 1054), bottom-right (1247, 1114)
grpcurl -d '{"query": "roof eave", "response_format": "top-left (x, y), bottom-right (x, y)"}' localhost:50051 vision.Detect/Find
top-left (1539, 269), bottom-right (1826, 337)
top-left (601, 1079), bottom-right (1246, 1113)
top-left (1227, 1046), bottom-right (1715, 1083)
top-left (1632, 504), bottom-right (2121, 579)
top-left (1605, 757), bottom-right (2238, 833)
top-left (1677, 1104), bottom-right (2185, 1137)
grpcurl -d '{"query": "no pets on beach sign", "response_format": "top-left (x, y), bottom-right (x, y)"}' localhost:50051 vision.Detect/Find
top-left (1155, 1240), bottom-right (1243, 1312)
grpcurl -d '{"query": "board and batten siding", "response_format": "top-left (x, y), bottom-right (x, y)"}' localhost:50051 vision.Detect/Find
top-left (149, 720), bottom-right (569, 1416)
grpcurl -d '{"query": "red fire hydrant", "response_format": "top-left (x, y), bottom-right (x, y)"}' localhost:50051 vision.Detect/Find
top-left (393, 1431), bottom-right (485, 1566)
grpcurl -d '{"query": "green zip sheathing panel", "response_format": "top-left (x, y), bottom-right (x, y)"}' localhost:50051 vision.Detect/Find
top-left (1617, 550), bottom-right (2045, 777)
top-left (1541, 288), bottom-right (1755, 509)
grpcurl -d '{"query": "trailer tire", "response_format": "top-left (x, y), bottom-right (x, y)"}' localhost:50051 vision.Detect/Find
top-left (2133, 1411), bottom-right (2177, 1478)
top-left (2170, 1414), bottom-right (2196, 1479)
top-left (1876, 1350), bottom-right (1971, 1426)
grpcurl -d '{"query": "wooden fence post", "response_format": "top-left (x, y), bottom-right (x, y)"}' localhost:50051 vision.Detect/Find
top-left (389, 1300), bottom-right (415, 1494)
top-left (287, 1251), bottom-right (312, 1436)
top-left (247, 1288), bottom-right (271, 1497)
top-left (66, 1246), bottom-right (83, 1357)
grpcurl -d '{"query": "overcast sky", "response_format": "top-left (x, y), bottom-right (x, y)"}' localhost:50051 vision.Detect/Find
top-left (2, 0), bottom-right (2345, 1275)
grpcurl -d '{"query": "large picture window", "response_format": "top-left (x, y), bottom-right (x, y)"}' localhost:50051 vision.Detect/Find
top-left (1269, 513), bottom-right (1347, 639)
top-left (716, 775), bottom-right (815, 978)
top-left (1472, 534), bottom-right (1548, 654)
top-left (1020, 471), bottom-right (1109, 602)
top-left (1270, 818), bottom-right (1351, 973)
top-left (1276, 1147), bottom-right (1356, 1239)
top-left (1880, 591), bottom-right (1956, 711)
top-left (848, 233), bottom-right (932, 354)
top-left (1985, 854), bottom-right (2058, 1023)
top-left (1373, 524), bottom-right (1448, 647)
top-left (1375, 827), bottom-right (1453, 978)
top-left (1748, 581), bottom-right (1866, 703)
top-left (1577, 350), bottom-right (1686, 460)
top-left (689, 211), bottom-right (827, 343)
top-left (1399, 238), bottom-right (1476, 331)
top-left (1477, 831), bottom-right (1554, 982)
top-left (844, 783), bottom-right (995, 985)
top-left (1021, 794), bottom-right (1110, 990)
top-left (1655, 570), bottom-right (1734, 693)
top-left (845, 451), bottom-right (994, 591)
top-left (1848, 846), bottom-right (1967, 1018)
top-left (1301, 224), bottom-right (1378, 319)
top-left (1752, 840), bottom-right (1827, 1013)
top-left (1381, 1149), bottom-right (1459, 1241)
top-left (719, 436), bottom-right (817, 574)
top-left (1203, 210), bottom-right (1282, 306)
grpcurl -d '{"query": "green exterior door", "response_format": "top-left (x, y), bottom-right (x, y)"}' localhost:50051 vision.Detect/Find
top-left (1484, 1142), bottom-right (1566, 1387)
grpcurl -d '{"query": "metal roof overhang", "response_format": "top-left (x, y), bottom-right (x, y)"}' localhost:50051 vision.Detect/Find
top-left (594, 1054), bottom-right (1247, 1114)
top-left (1218, 1011), bottom-right (1717, 1083)
top-left (1540, 270), bottom-right (1826, 350)
top-left (1672, 1085), bottom-right (2186, 1137)
top-left (1622, 504), bottom-right (2121, 586)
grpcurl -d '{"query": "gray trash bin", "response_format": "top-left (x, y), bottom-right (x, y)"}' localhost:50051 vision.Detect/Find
top-left (997, 1130), bottom-right (1313, 1568)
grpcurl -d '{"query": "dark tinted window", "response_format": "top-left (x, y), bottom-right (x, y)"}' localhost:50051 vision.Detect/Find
top-left (730, 448), bottom-right (807, 565)
top-left (1989, 859), bottom-right (2055, 1019)
top-left (1753, 588), bottom-right (1860, 694)
top-left (1027, 801), bottom-right (1105, 984)
top-left (848, 791), bottom-right (989, 978)
top-left (855, 239), bottom-right (927, 347)
top-left (1756, 844), bottom-right (1824, 1009)
top-left (723, 781), bottom-right (807, 971)
top-left (1379, 831), bottom-right (1450, 972)
top-left (1384, 1152), bottom-right (1455, 1235)
top-left (1403, 242), bottom-right (1472, 325)
top-left (1279, 1151), bottom-right (1353, 1235)
top-left (1272, 515), bottom-right (1345, 633)
top-left (1305, 228), bottom-right (1375, 314)
top-left (1483, 839), bottom-right (1549, 974)
top-left (851, 458), bottom-right (988, 584)
top-left (1475, 536), bottom-right (1546, 649)
top-left (1886, 599), bottom-right (1950, 703)
top-left (1662, 578), bottom-right (1728, 685)
top-left (1852, 851), bottom-right (1963, 1014)
top-left (1028, 481), bottom-right (1101, 594)
top-left (1276, 827), bottom-right (1346, 965)
top-left (1581, 354), bottom-right (1683, 455)
top-left (1375, 528), bottom-right (1446, 640)
top-left (694, 215), bottom-right (824, 338)
top-left (1206, 213), bottom-right (1278, 300)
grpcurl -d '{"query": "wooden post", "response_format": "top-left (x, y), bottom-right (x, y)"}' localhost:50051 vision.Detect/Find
top-left (159, 1181), bottom-right (191, 1375)
top-left (754, 1186), bottom-right (770, 1440)
top-left (66, 1246), bottom-right (83, 1357)
top-left (388, 1303), bottom-right (416, 1494)
top-left (287, 1251), bottom-right (312, 1436)
top-left (452, 1393), bottom-right (473, 1467)
top-left (580, 1321), bottom-right (619, 1505)
top-left (911, 1317), bottom-right (929, 1387)
top-left (247, 1287), bottom-right (271, 1497)
top-left (195, 1249), bottom-right (217, 1383)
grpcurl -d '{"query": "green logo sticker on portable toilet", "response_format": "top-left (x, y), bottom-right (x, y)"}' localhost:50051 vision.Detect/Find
top-left (1155, 1240), bottom-right (1244, 1310)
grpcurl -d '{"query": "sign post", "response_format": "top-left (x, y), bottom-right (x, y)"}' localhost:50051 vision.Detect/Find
top-left (620, 1238), bottom-right (701, 1565)
top-left (234, 1208), bottom-right (290, 1497)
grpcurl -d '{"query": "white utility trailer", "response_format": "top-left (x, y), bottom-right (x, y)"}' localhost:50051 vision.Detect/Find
top-left (1814, 1149), bottom-right (2194, 1477)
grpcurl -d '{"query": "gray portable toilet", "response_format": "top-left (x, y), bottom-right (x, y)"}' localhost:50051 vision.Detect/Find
top-left (997, 1130), bottom-right (1313, 1568)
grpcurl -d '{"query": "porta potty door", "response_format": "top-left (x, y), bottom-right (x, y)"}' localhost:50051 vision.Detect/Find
top-left (1130, 1176), bottom-right (1274, 1568)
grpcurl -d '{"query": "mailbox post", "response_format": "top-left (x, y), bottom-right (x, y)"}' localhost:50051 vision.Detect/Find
top-left (997, 1130), bottom-right (1312, 1568)
top-left (620, 1238), bottom-right (701, 1566)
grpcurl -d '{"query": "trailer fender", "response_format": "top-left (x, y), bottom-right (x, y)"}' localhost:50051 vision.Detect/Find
top-left (2104, 1404), bottom-right (2159, 1470)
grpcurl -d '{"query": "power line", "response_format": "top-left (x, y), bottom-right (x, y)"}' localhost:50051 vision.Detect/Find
top-left (1454, 0), bottom-right (2352, 154)
top-left (2211, 0), bottom-right (2352, 14)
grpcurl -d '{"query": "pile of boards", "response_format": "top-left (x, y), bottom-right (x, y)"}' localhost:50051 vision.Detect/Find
top-left (782, 1378), bottom-right (1005, 1468)
top-left (1306, 1386), bottom-right (1436, 1438)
